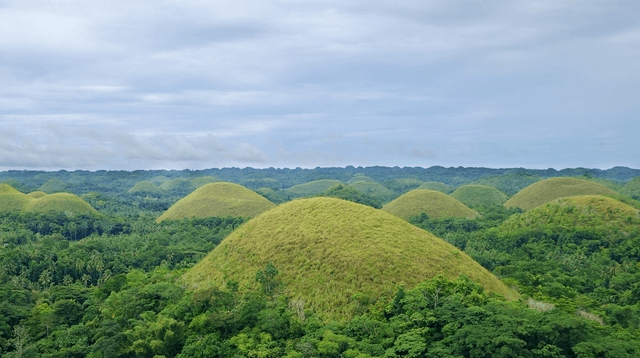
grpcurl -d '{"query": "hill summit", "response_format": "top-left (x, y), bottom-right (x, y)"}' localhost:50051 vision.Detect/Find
top-left (381, 189), bottom-right (478, 220)
top-left (156, 182), bottom-right (276, 222)
top-left (504, 177), bottom-right (618, 210)
top-left (183, 197), bottom-right (514, 320)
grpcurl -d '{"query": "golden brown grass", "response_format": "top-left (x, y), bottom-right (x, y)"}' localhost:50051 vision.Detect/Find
top-left (183, 197), bottom-right (515, 321)
top-left (504, 177), bottom-right (619, 210)
top-left (156, 182), bottom-right (276, 222)
top-left (382, 189), bottom-right (478, 220)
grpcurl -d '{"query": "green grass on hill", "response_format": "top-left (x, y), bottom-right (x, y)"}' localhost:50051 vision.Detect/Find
top-left (383, 178), bottom-right (423, 193)
top-left (622, 176), bottom-right (640, 200)
top-left (450, 184), bottom-right (509, 208)
top-left (346, 174), bottom-right (376, 184)
top-left (0, 183), bottom-right (20, 194)
top-left (156, 182), bottom-right (276, 222)
top-left (285, 179), bottom-right (343, 197)
top-left (472, 174), bottom-right (542, 196)
top-left (24, 193), bottom-right (98, 216)
top-left (191, 176), bottom-right (219, 188)
top-left (38, 179), bottom-right (69, 194)
top-left (349, 181), bottom-right (397, 203)
top-left (159, 178), bottom-right (192, 192)
top-left (499, 195), bottom-right (639, 232)
top-left (128, 181), bottom-right (163, 195)
top-left (183, 197), bottom-right (515, 320)
top-left (382, 189), bottom-right (479, 220)
top-left (504, 177), bottom-right (619, 210)
top-left (27, 191), bottom-right (48, 199)
top-left (417, 181), bottom-right (453, 194)
top-left (0, 193), bottom-right (33, 212)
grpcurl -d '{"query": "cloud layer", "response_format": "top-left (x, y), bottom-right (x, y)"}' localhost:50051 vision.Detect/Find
top-left (1, 1), bottom-right (639, 170)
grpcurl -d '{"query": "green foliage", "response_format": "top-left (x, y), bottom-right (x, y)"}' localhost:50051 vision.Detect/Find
top-left (24, 193), bottom-right (99, 216)
top-left (416, 181), bottom-right (453, 194)
top-left (320, 184), bottom-right (383, 208)
top-left (285, 180), bottom-right (344, 197)
top-left (348, 182), bottom-right (397, 203)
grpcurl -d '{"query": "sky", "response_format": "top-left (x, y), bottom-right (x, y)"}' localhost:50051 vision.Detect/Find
top-left (1, 1), bottom-right (639, 171)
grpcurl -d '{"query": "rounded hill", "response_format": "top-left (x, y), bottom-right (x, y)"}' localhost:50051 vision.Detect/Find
top-left (417, 182), bottom-right (453, 194)
top-left (128, 181), bottom-right (162, 195)
top-left (450, 185), bottom-right (509, 208)
top-left (382, 189), bottom-right (478, 220)
top-left (27, 191), bottom-right (48, 199)
top-left (348, 181), bottom-right (397, 203)
top-left (0, 183), bottom-right (21, 194)
top-left (156, 182), bottom-right (276, 222)
top-left (504, 177), bottom-right (618, 210)
top-left (24, 193), bottom-right (98, 216)
top-left (285, 179), bottom-right (343, 197)
top-left (183, 197), bottom-right (515, 320)
top-left (0, 193), bottom-right (33, 213)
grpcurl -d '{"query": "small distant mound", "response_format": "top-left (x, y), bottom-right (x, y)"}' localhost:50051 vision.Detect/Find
top-left (349, 181), bottom-right (397, 203)
top-left (285, 179), bottom-right (343, 197)
top-left (38, 179), bottom-right (69, 194)
top-left (128, 181), bottom-right (163, 195)
top-left (417, 182), bottom-right (453, 194)
top-left (159, 178), bottom-right (192, 192)
top-left (150, 176), bottom-right (169, 185)
top-left (254, 187), bottom-right (289, 204)
top-left (384, 178), bottom-right (423, 193)
top-left (0, 183), bottom-right (21, 194)
top-left (184, 197), bottom-right (514, 320)
top-left (25, 193), bottom-right (98, 216)
top-left (191, 176), bottom-right (219, 188)
top-left (504, 177), bottom-right (618, 210)
top-left (0, 193), bottom-right (33, 213)
top-left (622, 177), bottom-right (640, 200)
top-left (498, 195), bottom-right (639, 234)
top-left (27, 191), bottom-right (48, 199)
top-left (156, 182), bottom-right (276, 222)
top-left (450, 185), bottom-right (509, 208)
top-left (346, 174), bottom-right (376, 184)
top-left (382, 190), bottom-right (478, 220)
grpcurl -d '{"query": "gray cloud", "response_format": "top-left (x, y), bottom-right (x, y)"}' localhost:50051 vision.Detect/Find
top-left (1, 0), bottom-right (639, 170)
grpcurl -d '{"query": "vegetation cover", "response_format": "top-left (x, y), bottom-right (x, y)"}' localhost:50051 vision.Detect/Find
top-left (0, 192), bottom-right (33, 213)
top-left (128, 180), bottom-right (163, 195)
top-left (285, 179), bottom-right (343, 197)
top-left (450, 184), bottom-right (509, 208)
top-left (156, 182), bottom-right (276, 222)
top-left (417, 181), bottom-right (453, 194)
top-left (504, 177), bottom-right (618, 210)
top-left (24, 193), bottom-right (99, 216)
top-left (622, 176), bottom-right (640, 200)
top-left (348, 181), bottom-right (397, 203)
top-left (26, 191), bottom-right (47, 199)
top-left (382, 189), bottom-right (478, 220)
top-left (0, 183), bottom-right (21, 194)
top-left (38, 179), bottom-right (69, 194)
top-left (184, 197), bottom-right (514, 320)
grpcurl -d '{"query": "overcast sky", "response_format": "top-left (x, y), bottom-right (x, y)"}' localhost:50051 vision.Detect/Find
top-left (1, 1), bottom-right (639, 171)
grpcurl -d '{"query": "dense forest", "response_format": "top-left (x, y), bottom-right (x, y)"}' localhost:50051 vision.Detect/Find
top-left (1, 166), bottom-right (640, 357)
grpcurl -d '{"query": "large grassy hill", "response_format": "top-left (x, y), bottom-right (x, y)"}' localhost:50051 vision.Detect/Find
top-left (24, 193), bottom-right (98, 215)
top-left (504, 177), bottom-right (619, 210)
top-left (183, 197), bottom-right (515, 320)
top-left (285, 179), bottom-right (343, 197)
top-left (156, 182), bottom-right (276, 222)
top-left (450, 184), bottom-right (509, 208)
top-left (382, 189), bottom-right (478, 220)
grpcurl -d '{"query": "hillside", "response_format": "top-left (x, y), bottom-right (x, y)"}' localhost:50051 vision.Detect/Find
top-left (284, 179), bottom-right (343, 197)
top-left (0, 192), bottom-right (33, 212)
top-left (503, 177), bottom-right (619, 210)
top-left (156, 182), bottom-right (276, 222)
top-left (622, 176), bottom-right (640, 199)
top-left (183, 197), bottom-right (515, 320)
top-left (450, 184), bottom-right (509, 208)
top-left (27, 191), bottom-right (48, 199)
top-left (417, 181), bottom-right (453, 194)
top-left (0, 183), bottom-right (21, 194)
top-left (128, 180), bottom-right (162, 195)
top-left (382, 189), bottom-right (478, 220)
top-left (348, 181), bottom-right (397, 202)
top-left (24, 193), bottom-right (98, 215)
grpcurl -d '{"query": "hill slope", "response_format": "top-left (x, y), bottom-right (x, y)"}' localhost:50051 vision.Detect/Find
top-left (183, 197), bottom-right (515, 320)
top-left (417, 182), bottom-right (453, 194)
top-left (24, 193), bottom-right (98, 215)
top-left (0, 193), bottom-right (33, 212)
top-left (156, 182), bottom-right (275, 222)
top-left (504, 177), bottom-right (618, 210)
top-left (450, 184), bottom-right (509, 208)
top-left (382, 189), bottom-right (478, 220)
top-left (285, 179), bottom-right (343, 197)
top-left (0, 183), bottom-right (20, 194)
